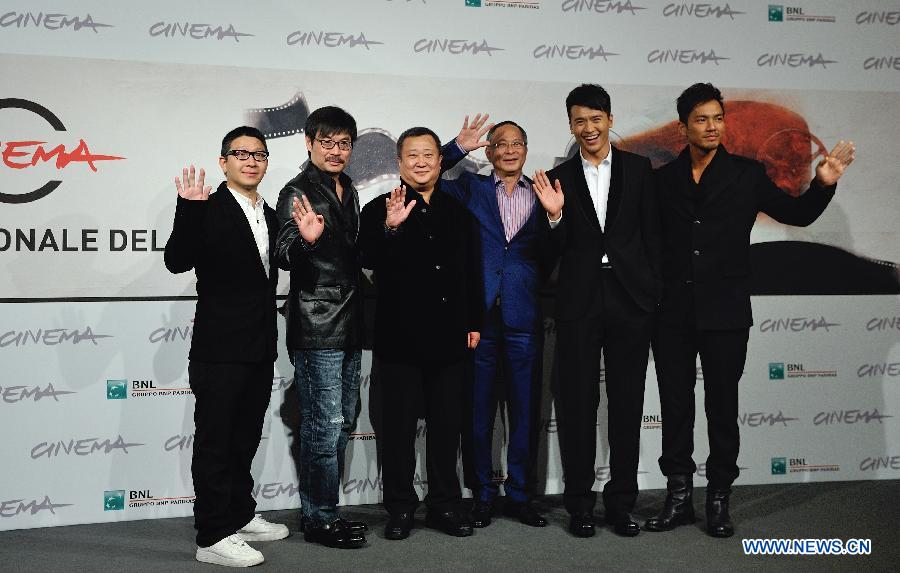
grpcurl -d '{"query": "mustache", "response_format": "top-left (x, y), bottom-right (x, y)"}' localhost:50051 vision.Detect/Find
top-left (325, 155), bottom-right (346, 164)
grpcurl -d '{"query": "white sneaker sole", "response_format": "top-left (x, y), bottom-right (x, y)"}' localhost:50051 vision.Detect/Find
top-left (195, 548), bottom-right (264, 567)
top-left (237, 526), bottom-right (290, 542)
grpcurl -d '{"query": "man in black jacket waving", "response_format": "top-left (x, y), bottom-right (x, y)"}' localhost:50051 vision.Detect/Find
top-left (165, 126), bottom-right (289, 567)
top-left (645, 83), bottom-right (855, 538)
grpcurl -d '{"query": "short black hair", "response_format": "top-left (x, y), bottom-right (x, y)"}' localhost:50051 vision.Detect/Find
top-left (565, 84), bottom-right (611, 119)
top-left (220, 126), bottom-right (267, 157)
top-left (396, 127), bottom-right (441, 156)
top-left (304, 106), bottom-right (358, 143)
top-left (677, 83), bottom-right (725, 124)
top-left (487, 120), bottom-right (528, 146)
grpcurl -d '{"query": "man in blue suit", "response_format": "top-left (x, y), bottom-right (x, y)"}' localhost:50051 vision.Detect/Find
top-left (442, 121), bottom-right (548, 528)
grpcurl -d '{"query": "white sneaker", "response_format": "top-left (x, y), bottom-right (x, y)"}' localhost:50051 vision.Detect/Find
top-left (196, 534), bottom-right (264, 567)
top-left (237, 514), bottom-right (290, 542)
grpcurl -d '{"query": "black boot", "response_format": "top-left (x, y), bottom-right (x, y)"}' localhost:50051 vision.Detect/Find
top-left (706, 488), bottom-right (734, 538)
top-left (644, 475), bottom-right (696, 532)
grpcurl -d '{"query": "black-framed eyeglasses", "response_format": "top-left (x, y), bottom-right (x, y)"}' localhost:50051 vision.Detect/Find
top-left (316, 138), bottom-right (353, 151)
top-left (490, 140), bottom-right (526, 151)
top-left (226, 149), bottom-right (270, 161)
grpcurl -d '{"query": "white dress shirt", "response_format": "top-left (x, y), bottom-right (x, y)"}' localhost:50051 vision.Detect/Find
top-left (549, 146), bottom-right (613, 263)
top-left (228, 187), bottom-right (270, 277)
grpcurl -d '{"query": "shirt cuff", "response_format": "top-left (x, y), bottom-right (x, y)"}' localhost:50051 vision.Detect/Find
top-left (455, 139), bottom-right (468, 155)
top-left (548, 211), bottom-right (562, 228)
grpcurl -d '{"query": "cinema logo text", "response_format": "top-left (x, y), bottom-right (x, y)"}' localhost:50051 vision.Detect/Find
top-left (857, 362), bottom-right (900, 378)
top-left (595, 466), bottom-right (649, 482)
top-left (662, 3), bottom-right (744, 19)
top-left (759, 316), bottom-right (839, 332)
top-left (0, 496), bottom-right (72, 518)
top-left (739, 411), bottom-right (798, 427)
top-left (757, 53), bottom-right (837, 68)
top-left (696, 463), bottom-right (747, 478)
top-left (562, 0), bottom-right (645, 15)
top-left (0, 327), bottom-right (111, 348)
top-left (164, 434), bottom-right (194, 452)
top-left (31, 435), bottom-right (144, 459)
top-left (771, 456), bottom-right (839, 474)
top-left (647, 48), bottom-right (729, 65)
top-left (106, 379), bottom-right (193, 399)
top-left (856, 11), bottom-right (900, 25)
top-left (533, 43), bottom-right (618, 61)
top-left (860, 455), bottom-right (900, 471)
top-left (863, 57), bottom-right (900, 71)
top-left (272, 375), bottom-right (292, 392)
top-left (1, 383), bottom-right (75, 403)
top-left (149, 322), bottom-right (193, 344)
top-left (1, 99), bottom-right (124, 204)
top-left (287, 31), bottom-right (382, 49)
top-left (253, 482), bottom-right (299, 500)
top-left (865, 317), bottom-right (900, 331)
top-left (768, 5), bottom-right (835, 24)
top-left (813, 409), bottom-right (892, 426)
top-left (104, 489), bottom-right (194, 510)
top-left (414, 38), bottom-right (502, 56)
top-left (768, 362), bottom-right (837, 380)
top-left (343, 473), bottom-right (428, 495)
top-left (0, 228), bottom-right (166, 253)
top-left (149, 22), bottom-right (252, 41)
top-left (0, 11), bottom-right (111, 32)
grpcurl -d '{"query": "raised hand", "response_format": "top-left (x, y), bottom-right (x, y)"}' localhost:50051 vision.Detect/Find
top-left (468, 331), bottom-right (480, 349)
top-left (815, 140), bottom-right (856, 187)
top-left (292, 194), bottom-right (325, 243)
top-left (455, 113), bottom-right (494, 152)
top-left (175, 165), bottom-right (211, 200)
top-left (533, 169), bottom-right (564, 221)
top-left (385, 185), bottom-right (416, 229)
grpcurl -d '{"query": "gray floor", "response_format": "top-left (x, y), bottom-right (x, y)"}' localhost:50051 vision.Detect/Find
top-left (3, 480), bottom-right (898, 572)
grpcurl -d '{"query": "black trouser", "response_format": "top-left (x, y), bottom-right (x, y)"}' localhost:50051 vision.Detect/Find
top-left (555, 269), bottom-right (652, 516)
top-left (379, 358), bottom-right (466, 515)
top-left (189, 360), bottom-right (273, 547)
top-left (652, 323), bottom-right (749, 490)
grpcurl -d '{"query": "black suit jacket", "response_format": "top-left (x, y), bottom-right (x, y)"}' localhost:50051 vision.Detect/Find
top-left (546, 147), bottom-right (662, 319)
top-left (655, 146), bottom-right (836, 330)
top-left (359, 180), bottom-right (483, 364)
top-left (164, 182), bottom-right (279, 363)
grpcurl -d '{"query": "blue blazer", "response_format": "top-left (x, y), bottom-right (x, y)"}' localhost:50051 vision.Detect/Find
top-left (441, 143), bottom-right (546, 332)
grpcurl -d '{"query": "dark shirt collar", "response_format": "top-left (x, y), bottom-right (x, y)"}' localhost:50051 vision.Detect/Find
top-left (304, 160), bottom-right (354, 194)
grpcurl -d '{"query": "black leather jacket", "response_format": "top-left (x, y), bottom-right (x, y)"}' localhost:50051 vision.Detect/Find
top-left (275, 162), bottom-right (362, 350)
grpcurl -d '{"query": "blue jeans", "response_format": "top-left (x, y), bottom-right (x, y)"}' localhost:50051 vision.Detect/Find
top-left (293, 348), bottom-right (361, 527)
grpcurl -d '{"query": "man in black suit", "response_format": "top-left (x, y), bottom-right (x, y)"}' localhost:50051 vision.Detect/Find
top-left (532, 84), bottom-right (662, 538)
top-left (644, 83), bottom-right (855, 538)
top-left (359, 127), bottom-right (483, 541)
top-left (164, 126), bottom-right (289, 567)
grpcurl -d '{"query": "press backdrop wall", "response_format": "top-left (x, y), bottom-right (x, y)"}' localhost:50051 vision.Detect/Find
top-left (1, 0), bottom-right (898, 530)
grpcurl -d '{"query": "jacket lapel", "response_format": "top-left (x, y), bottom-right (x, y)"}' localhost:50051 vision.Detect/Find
top-left (563, 154), bottom-right (601, 230)
top-left (699, 145), bottom-right (742, 206)
top-left (604, 146), bottom-right (623, 232)
top-left (219, 183), bottom-right (267, 279)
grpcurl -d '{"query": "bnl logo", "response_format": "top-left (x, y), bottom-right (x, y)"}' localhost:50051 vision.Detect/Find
top-left (107, 380), bottom-right (127, 399)
top-left (771, 457), bottom-right (787, 475)
top-left (769, 363), bottom-right (785, 380)
top-left (104, 490), bottom-right (125, 511)
top-left (768, 5), bottom-right (783, 21)
top-left (465, 0), bottom-right (482, 6)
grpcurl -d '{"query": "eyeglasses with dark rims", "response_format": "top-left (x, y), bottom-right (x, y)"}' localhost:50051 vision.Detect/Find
top-left (315, 138), bottom-right (353, 151)
top-left (225, 149), bottom-right (270, 161)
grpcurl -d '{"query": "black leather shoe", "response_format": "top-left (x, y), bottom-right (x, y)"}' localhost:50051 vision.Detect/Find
top-left (706, 488), bottom-right (734, 538)
top-left (471, 501), bottom-right (493, 528)
top-left (425, 510), bottom-right (473, 537)
top-left (301, 516), bottom-right (368, 534)
top-left (304, 519), bottom-right (366, 548)
top-left (384, 512), bottom-right (414, 541)
top-left (504, 502), bottom-right (547, 527)
top-left (568, 512), bottom-right (595, 538)
top-left (644, 475), bottom-right (696, 532)
top-left (604, 511), bottom-right (640, 537)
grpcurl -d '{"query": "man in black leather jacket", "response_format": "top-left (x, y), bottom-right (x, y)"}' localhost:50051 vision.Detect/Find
top-left (274, 106), bottom-right (368, 549)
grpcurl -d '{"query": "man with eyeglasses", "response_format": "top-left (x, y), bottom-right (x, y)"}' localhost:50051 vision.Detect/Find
top-left (440, 121), bottom-right (550, 529)
top-left (273, 106), bottom-right (368, 549)
top-left (165, 126), bottom-right (289, 567)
